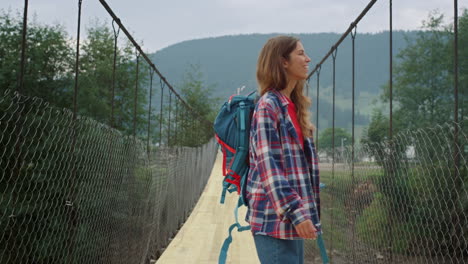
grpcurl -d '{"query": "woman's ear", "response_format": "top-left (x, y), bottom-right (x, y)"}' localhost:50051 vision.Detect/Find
top-left (281, 57), bottom-right (289, 69)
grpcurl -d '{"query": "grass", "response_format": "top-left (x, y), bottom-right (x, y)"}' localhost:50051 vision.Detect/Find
top-left (314, 165), bottom-right (385, 254)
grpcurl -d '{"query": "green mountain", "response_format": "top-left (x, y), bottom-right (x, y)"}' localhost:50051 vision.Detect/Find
top-left (149, 31), bottom-right (417, 136)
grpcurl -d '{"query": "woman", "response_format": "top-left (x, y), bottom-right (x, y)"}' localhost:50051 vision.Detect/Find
top-left (245, 35), bottom-right (321, 264)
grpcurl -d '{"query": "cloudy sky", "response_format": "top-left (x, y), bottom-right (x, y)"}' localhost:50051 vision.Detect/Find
top-left (2, 0), bottom-right (466, 52)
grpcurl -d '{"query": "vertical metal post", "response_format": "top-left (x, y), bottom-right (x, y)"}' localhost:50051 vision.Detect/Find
top-left (130, 50), bottom-right (139, 260)
top-left (147, 69), bottom-right (154, 154)
top-left (67, 1), bottom-right (82, 262)
top-left (453, 1), bottom-right (461, 259)
top-left (71, 0), bottom-right (83, 176)
top-left (111, 20), bottom-right (120, 128)
top-left (316, 66), bottom-right (321, 149)
top-left (389, 0), bottom-right (393, 140)
top-left (133, 51), bottom-right (140, 138)
top-left (350, 24), bottom-right (357, 264)
top-left (107, 20), bottom-right (119, 256)
top-left (330, 46), bottom-right (338, 264)
top-left (167, 92), bottom-right (172, 146)
top-left (454, 0), bottom-right (460, 173)
top-left (73, 1), bottom-right (82, 118)
top-left (18, 0), bottom-right (29, 93)
top-left (175, 101), bottom-right (178, 145)
top-left (10, 0), bottom-right (29, 243)
top-left (181, 105), bottom-right (186, 145)
top-left (388, 1), bottom-right (394, 262)
top-left (190, 117), bottom-right (195, 146)
top-left (185, 106), bottom-right (190, 145)
top-left (159, 79), bottom-right (165, 147)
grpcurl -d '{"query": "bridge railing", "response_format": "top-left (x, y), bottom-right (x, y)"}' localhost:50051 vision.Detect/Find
top-left (0, 89), bottom-right (217, 263)
top-left (304, 0), bottom-right (467, 263)
top-left (311, 123), bottom-right (467, 263)
top-left (1, 0), bottom-right (217, 262)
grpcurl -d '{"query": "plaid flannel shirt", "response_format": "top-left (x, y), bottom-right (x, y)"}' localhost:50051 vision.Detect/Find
top-left (245, 90), bottom-right (321, 240)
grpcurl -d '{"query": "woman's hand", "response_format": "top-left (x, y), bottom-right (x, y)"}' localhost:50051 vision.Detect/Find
top-left (295, 219), bottom-right (317, 239)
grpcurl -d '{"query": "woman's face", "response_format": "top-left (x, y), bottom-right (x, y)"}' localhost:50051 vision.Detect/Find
top-left (283, 41), bottom-right (311, 81)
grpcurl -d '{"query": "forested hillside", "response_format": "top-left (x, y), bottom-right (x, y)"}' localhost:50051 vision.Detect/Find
top-left (149, 31), bottom-right (417, 133)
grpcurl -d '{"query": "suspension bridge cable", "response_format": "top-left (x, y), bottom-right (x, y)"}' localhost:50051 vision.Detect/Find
top-left (350, 24), bottom-right (357, 264)
top-left (389, 0), bottom-right (393, 140)
top-left (453, 0), bottom-right (460, 177)
top-left (315, 65), bottom-right (321, 149)
top-left (73, 0), bottom-right (82, 121)
top-left (147, 68), bottom-right (154, 153)
top-left (330, 47), bottom-right (338, 264)
top-left (307, 0), bottom-right (377, 79)
top-left (98, 0), bottom-right (212, 128)
top-left (67, 1), bottom-right (83, 262)
top-left (175, 101), bottom-right (178, 144)
top-left (134, 50), bottom-right (141, 138)
top-left (388, 1), bottom-right (395, 262)
top-left (111, 20), bottom-right (120, 128)
top-left (167, 91), bottom-right (172, 146)
top-left (453, 0), bottom-right (461, 257)
top-left (18, 0), bottom-right (28, 93)
top-left (159, 79), bottom-right (165, 146)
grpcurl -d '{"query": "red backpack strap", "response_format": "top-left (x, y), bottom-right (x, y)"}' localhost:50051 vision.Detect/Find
top-left (225, 170), bottom-right (241, 194)
top-left (215, 134), bottom-right (236, 176)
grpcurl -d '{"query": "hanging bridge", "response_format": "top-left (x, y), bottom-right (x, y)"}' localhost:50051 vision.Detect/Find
top-left (1, 0), bottom-right (467, 263)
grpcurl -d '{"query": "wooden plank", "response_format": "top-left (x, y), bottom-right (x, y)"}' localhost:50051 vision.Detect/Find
top-left (156, 152), bottom-right (259, 264)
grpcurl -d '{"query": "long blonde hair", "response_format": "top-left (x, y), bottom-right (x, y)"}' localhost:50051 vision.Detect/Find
top-left (256, 35), bottom-right (314, 138)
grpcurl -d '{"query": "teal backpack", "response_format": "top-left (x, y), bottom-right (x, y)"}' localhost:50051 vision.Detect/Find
top-left (213, 91), bottom-right (256, 264)
top-left (213, 91), bottom-right (329, 264)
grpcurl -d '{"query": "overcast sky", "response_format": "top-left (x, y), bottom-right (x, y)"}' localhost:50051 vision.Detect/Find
top-left (2, 0), bottom-right (467, 52)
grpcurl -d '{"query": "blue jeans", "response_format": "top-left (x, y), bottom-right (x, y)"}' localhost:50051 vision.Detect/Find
top-left (253, 235), bottom-right (304, 264)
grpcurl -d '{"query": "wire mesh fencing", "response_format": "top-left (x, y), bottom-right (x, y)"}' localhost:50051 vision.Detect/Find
top-left (0, 90), bottom-right (217, 264)
top-left (305, 123), bottom-right (468, 264)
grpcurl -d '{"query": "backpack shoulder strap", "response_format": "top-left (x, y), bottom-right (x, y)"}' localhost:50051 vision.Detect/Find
top-left (317, 233), bottom-right (329, 263)
top-left (219, 100), bottom-right (251, 203)
top-left (228, 100), bottom-right (249, 174)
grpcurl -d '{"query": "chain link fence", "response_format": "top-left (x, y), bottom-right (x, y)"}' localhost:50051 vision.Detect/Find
top-left (0, 90), bottom-right (217, 264)
top-left (306, 124), bottom-right (467, 264)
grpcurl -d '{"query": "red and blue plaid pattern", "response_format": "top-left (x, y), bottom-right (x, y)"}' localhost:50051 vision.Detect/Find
top-left (245, 90), bottom-right (321, 240)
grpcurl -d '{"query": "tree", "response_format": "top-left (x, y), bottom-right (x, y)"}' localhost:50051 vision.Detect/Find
top-left (359, 10), bottom-right (468, 257)
top-left (364, 10), bottom-right (468, 146)
top-left (0, 12), bottom-right (77, 263)
top-left (171, 64), bottom-right (219, 147)
top-left (318, 127), bottom-right (351, 162)
top-left (318, 127), bottom-right (351, 150)
top-left (79, 20), bottom-right (150, 136)
top-left (379, 11), bottom-right (457, 131)
top-left (0, 9), bottom-right (74, 107)
top-left (0, 12), bottom-right (155, 263)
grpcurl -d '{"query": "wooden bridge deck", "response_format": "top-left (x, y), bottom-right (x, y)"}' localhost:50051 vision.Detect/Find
top-left (156, 152), bottom-right (259, 264)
